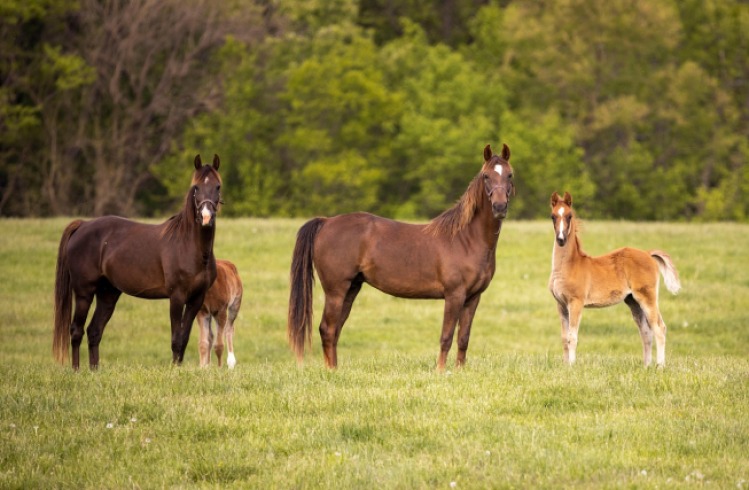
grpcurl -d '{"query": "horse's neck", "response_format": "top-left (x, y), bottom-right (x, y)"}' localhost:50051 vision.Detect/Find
top-left (181, 205), bottom-right (215, 262)
top-left (552, 224), bottom-right (585, 271)
top-left (465, 199), bottom-right (502, 253)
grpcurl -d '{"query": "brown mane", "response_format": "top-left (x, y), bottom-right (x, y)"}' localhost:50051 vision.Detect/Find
top-left (423, 172), bottom-right (484, 237)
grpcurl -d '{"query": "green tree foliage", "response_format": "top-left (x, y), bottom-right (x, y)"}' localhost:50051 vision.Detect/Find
top-left (3, 0), bottom-right (749, 221)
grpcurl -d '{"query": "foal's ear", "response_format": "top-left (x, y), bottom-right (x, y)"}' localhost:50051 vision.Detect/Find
top-left (194, 154), bottom-right (202, 170)
top-left (212, 154), bottom-right (220, 170)
top-left (501, 143), bottom-right (511, 161)
top-left (483, 144), bottom-right (493, 162)
top-left (563, 191), bottom-right (573, 206)
top-left (550, 192), bottom-right (561, 207)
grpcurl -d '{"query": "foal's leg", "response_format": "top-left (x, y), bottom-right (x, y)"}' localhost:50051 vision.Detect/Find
top-left (556, 302), bottom-right (570, 363)
top-left (632, 287), bottom-right (666, 367)
top-left (225, 297), bottom-right (241, 369)
top-left (437, 293), bottom-right (465, 371)
top-left (625, 295), bottom-right (653, 367)
top-left (455, 294), bottom-right (481, 367)
top-left (86, 284), bottom-right (122, 369)
top-left (565, 300), bottom-right (584, 365)
top-left (70, 290), bottom-right (95, 371)
top-left (214, 309), bottom-right (227, 367)
top-left (197, 311), bottom-right (213, 367)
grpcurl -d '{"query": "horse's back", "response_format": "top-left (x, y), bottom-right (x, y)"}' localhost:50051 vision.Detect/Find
top-left (314, 212), bottom-right (449, 299)
top-left (67, 216), bottom-right (167, 296)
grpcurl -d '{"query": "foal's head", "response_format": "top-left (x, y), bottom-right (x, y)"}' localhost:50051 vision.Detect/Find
top-left (481, 144), bottom-right (514, 219)
top-left (550, 191), bottom-right (574, 246)
top-left (192, 154), bottom-right (222, 227)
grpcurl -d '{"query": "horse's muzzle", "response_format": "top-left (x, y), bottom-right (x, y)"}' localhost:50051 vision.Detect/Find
top-left (492, 202), bottom-right (508, 219)
top-left (556, 236), bottom-right (567, 247)
top-left (200, 205), bottom-right (215, 226)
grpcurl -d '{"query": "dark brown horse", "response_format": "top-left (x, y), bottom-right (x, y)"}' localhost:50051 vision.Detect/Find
top-left (288, 144), bottom-right (515, 370)
top-left (53, 154), bottom-right (222, 370)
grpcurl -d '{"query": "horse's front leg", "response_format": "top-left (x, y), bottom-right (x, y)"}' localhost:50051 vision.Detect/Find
top-left (437, 294), bottom-right (465, 371)
top-left (169, 296), bottom-right (186, 364)
top-left (556, 302), bottom-right (570, 363)
top-left (455, 294), bottom-right (482, 368)
top-left (566, 300), bottom-right (584, 365)
top-left (176, 293), bottom-right (206, 364)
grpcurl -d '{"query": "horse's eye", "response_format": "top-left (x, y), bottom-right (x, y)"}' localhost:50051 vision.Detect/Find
top-left (482, 173), bottom-right (488, 180)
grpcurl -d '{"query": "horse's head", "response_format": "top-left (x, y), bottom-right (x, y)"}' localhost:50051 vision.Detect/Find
top-left (481, 144), bottom-right (514, 219)
top-left (192, 154), bottom-right (222, 227)
top-left (550, 191), bottom-right (573, 246)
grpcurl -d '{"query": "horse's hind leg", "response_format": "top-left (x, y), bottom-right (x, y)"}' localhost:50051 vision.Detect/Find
top-left (625, 294), bottom-right (653, 367)
top-left (319, 279), bottom-right (362, 369)
top-left (86, 283), bottom-right (122, 369)
top-left (71, 290), bottom-right (95, 371)
top-left (632, 287), bottom-right (666, 367)
top-left (214, 309), bottom-right (227, 367)
top-left (197, 311), bottom-right (213, 367)
top-left (455, 294), bottom-right (481, 367)
top-left (225, 298), bottom-right (241, 369)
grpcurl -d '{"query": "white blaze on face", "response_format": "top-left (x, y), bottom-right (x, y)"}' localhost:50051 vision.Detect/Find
top-left (557, 207), bottom-right (566, 240)
top-left (494, 164), bottom-right (503, 176)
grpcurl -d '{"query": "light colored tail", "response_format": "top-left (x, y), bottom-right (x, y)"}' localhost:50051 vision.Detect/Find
top-left (650, 250), bottom-right (681, 295)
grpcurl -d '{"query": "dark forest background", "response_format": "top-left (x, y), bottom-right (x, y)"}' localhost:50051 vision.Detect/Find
top-left (2, 0), bottom-right (748, 220)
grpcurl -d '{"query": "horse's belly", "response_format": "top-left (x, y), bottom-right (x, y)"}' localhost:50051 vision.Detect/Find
top-left (585, 288), bottom-right (628, 308)
top-left (364, 267), bottom-right (444, 300)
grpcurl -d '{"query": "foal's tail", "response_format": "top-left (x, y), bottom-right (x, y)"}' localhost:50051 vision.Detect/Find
top-left (287, 218), bottom-right (326, 362)
top-left (53, 220), bottom-right (83, 364)
top-left (650, 250), bottom-right (681, 295)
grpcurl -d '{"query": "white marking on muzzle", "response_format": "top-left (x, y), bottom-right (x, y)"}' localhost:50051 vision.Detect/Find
top-left (201, 205), bottom-right (212, 225)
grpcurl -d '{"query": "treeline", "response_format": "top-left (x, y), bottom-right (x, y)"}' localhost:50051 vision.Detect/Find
top-left (2, 0), bottom-right (748, 220)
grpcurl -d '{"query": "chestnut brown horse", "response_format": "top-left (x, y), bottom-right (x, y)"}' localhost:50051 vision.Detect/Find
top-left (197, 259), bottom-right (243, 369)
top-left (288, 144), bottom-right (515, 370)
top-left (548, 192), bottom-right (681, 367)
top-left (53, 154), bottom-right (222, 370)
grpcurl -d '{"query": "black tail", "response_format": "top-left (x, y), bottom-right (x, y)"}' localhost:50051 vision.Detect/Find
top-left (287, 218), bottom-right (326, 362)
top-left (53, 220), bottom-right (83, 364)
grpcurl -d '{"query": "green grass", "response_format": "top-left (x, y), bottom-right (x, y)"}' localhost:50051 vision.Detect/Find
top-left (1, 218), bottom-right (748, 488)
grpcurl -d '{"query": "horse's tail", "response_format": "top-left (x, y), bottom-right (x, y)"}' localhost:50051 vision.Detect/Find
top-left (650, 250), bottom-right (681, 295)
top-left (53, 220), bottom-right (83, 364)
top-left (287, 218), bottom-right (326, 362)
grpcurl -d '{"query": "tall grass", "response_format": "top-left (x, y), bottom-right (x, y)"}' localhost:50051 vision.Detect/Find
top-left (1, 218), bottom-right (748, 488)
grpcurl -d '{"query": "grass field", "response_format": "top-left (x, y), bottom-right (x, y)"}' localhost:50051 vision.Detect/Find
top-left (1, 217), bottom-right (748, 488)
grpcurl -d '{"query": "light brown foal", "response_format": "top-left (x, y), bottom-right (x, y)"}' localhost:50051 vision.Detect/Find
top-left (197, 259), bottom-right (243, 368)
top-left (548, 192), bottom-right (681, 367)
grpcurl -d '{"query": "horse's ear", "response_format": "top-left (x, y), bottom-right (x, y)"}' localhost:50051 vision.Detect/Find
top-left (563, 191), bottom-right (573, 207)
top-left (483, 144), bottom-right (492, 162)
top-left (194, 154), bottom-right (202, 170)
top-left (550, 192), bottom-right (561, 207)
top-left (501, 143), bottom-right (511, 161)
top-left (212, 154), bottom-right (220, 170)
